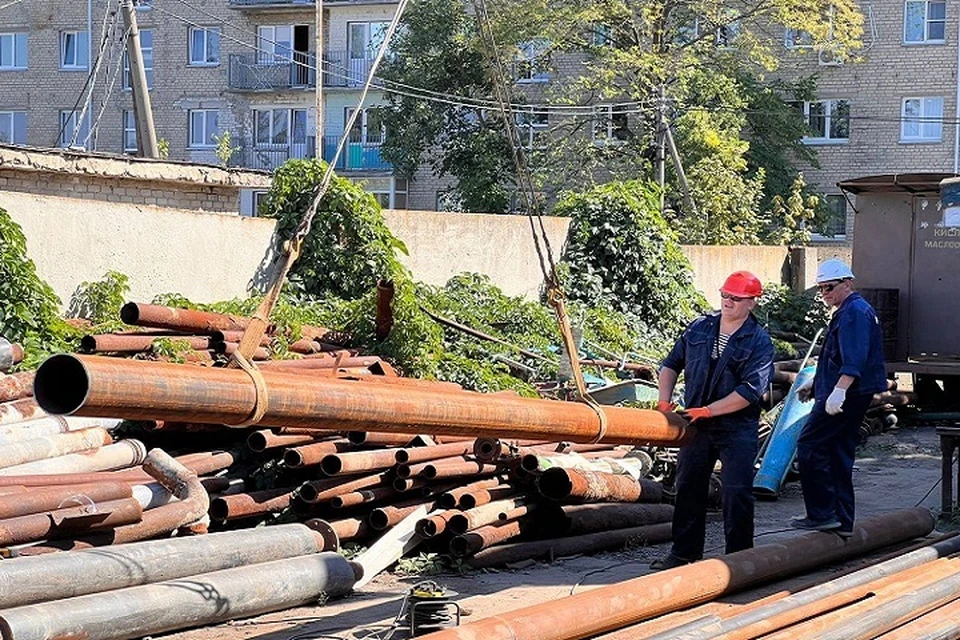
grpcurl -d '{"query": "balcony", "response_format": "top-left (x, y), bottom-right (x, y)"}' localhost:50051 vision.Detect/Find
top-left (322, 50), bottom-right (385, 88)
top-left (228, 0), bottom-right (316, 10)
top-left (231, 136), bottom-right (390, 172)
top-left (228, 53), bottom-right (316, 91)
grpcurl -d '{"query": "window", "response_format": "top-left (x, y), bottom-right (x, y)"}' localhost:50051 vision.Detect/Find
top-left (593, 104), bottom-right (632, 144)
top-left (0, 33), bottom-right (27, 70)
top-left (0, 111), bottom-right (26, 144)
top-left (60, 31), bottom-right (89, 70)
top-left (188, 109), bottom-right (219, 148)
top-left (516, 109), bottom-right (548, 148)
top-left (123, 29), bottom-right (154, 89)
top-left (123, 110), bottom-right (137, 152)
top-left (360, 176), bottom-right (407, 209)
top-left (347, 107), bottom-right (385, 145)
top-left (797, 99), bottom-right (850, 143)
top-left (257, 26), bottom-right (293, 64)
top-left (254, 108), bottom-right (307, 151)
top-left (189, 27), bottom-right (220, 66)
top-left (135, 0), bottom-right (153, 9)
top-left (784, 27), bottom-right (813, 48)
top-left (905, 0), bottom-right (946, 43)
top-left (589, 24), bottom-right (613, 47)
top-left (59, 110), bottom-right (91, 149)
top-left (821, 195), bottom-right (848, 237)
top-left (348, 22), bottom-right (389, 60)
top-left (515, 40), bottom-right (550, 83)
top-left (901, 97), bottom-right (943, 141)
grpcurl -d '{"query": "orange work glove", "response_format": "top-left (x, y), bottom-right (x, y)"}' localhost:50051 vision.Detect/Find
top-left (656, 401), bottom-right (677, 413)
top-left (678, 406), bottom-right (713, 422)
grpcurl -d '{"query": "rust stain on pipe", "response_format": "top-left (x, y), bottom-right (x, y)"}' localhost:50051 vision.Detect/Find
top-left (0, 398), bottom-right (45, 426)
top-left (537, 468), bottom-right (663, 503)
top-left (395, 441), bottom-right (475, 465)
top-left (0, 482), bottom-right (132, 520)
top-left (459, 486), bottom-right (516, 510)
top-left (438, 477), bottom-right (506, 509)
top-left (283, 439), bottom-right (354, 467)
top-left (320, 447), bottom-right (404, 476)
top-left (0, 371), bottom-right (34, 403)
top-left (209, 488), bottom-right (294, 521)
top-left (0, 496), bottom-right (142, 546)
top-left (81, 334), bottom-right (215, 353)
top-left (298, 472), bottom-right (386, 504)
top-left (35, 355), bottom-right (690, 446)
top-left (121, 302), bottom-right (253, 333)
top-left (247, 430), bottom-right (318, 452)
top-left (449, 515), bottom-right (533, 557)
top-left (416, 509), bottom-right (459, 538)
top-left (375, 279), bottom-right (395, 341)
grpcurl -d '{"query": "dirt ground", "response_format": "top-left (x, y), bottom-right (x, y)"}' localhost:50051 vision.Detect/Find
top-left (155, 425), bottom-right (947, 640)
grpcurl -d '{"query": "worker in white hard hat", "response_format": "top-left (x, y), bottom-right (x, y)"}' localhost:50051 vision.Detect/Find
top-left (793, 259), bottom-right (887, 538)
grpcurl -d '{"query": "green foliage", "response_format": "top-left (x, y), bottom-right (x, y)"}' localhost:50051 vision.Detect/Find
top-left (756, 283), bottom-right (829, 339)
top-left (149, 338), bottom-right (194, 364)
top-left (69, 271), bottom-right (131, 327)
top-left (555, 181), bottom-right (706, 341)
top-left (212, 131), bottom-right (239, 167)
top-left (157, 138), bottom-right (170, 160)
top-left (0, 207), bottom-right (75, 368)
top-left (764, 174), bottom-right (821, 244)
top-left (771, 337), bottom-right (798, 360)
top-left (395, 552), bottom-right (446, 576)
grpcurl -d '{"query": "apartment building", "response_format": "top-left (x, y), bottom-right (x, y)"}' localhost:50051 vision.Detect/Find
top-left (776, 0), bottom-right (960, 243)
top-left (0, 0), bottom-right (409, 212)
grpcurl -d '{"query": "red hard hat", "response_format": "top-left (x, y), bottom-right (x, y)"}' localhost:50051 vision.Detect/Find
top-left (720, 271), bottom-right (763, 298)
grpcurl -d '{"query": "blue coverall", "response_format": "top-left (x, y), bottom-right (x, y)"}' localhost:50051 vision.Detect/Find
top-left (798, 292), bottom-right (887, 532)
top-left (662, 312), bottom-right (775, 560)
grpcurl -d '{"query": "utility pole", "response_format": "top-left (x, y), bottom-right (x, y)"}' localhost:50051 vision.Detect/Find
top-left (654, 86), bottom-right (666, 214)
top-left (315, 0), bottom-right (324, 159)
top-left (664, 123), bottom-right (702, 236)
top-left (120, 0), bottom-right (158, 158)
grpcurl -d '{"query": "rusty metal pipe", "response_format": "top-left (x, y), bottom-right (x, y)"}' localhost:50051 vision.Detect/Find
top-left (80, 334), bottom-right (215, 353)
top-left (331, 485), bottom-right (403, 509)
top-left (369, 497), bottom-right (436, 530)
top-left (473, 438), bottom-right (552, 463)
top-left (348, 431), bottom-right (416, 446)
top-left (0, 371), bottom-right (34, 403)
top-left (0, 427), bottom-right (112, 469)
top-left (537, 467), bottom-right (663, 503)
top-left (448, 497), bottom-right (532, 535)
top-left (419, 508), bottom-right (935, 640)
top-left (558, 503), bottom-right (675, 535)
top-left (395, 441), bottom-right (475, 464)
top-left (0, 524), bottom-right (328, 608)
top-left (320, 447), bottom-right (404, 475)
top-left (375, 279), bottom-right (395, 341)
top-left (420, 459), bottom-right (499, 480)
top-left (307, 517), bottom-right (373, 548)
top-left (216, 341), bottom-right (271, 361)
top-left (35, 355), bottom-right (690, 445)
top-left (0, 398), bottom-right (45, 426)
top-left (120, 302), bottom-right (253, 332)
top-left (256, 355), bottom-right (384, 370)
top-left (0, 440), bottom-right (146, 476)
top-left (0, 482), bottom-right (131, 520)
top-left (0, 496), bottom-right (142, 546)
top-left (283, 439), bottom-right (353, 467)
top-left (211, 330), bottom-right (271, 346)
top-left (246, 429), bottom-right (318, 452)
top-left (297, 472), bottom-right (386, 504)
top-left (0, 416), bottom-right (118, 445)
top-left (673, 527), bottom-right (960, 640)
top-left (449, 515), bottom-right (533, 557)
top-left (209, 488), bottom-right (293, 521)
top-left (875, 594), bottom-right (960, 639)
top-left (459, 486), bottom-right (517, 510)
top-left (0, 338), bottom-right (23, 371)
top-left (468, 522), bottom-right (674, 569)
top-left (438, 477), bottom-right (507, 509)
top-left (416, 509), bottom-right (459, 539)
top-left (0, 552), bottom-right (358, 640)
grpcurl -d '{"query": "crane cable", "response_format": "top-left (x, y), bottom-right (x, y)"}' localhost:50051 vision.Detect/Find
top-left (471, 0), bottom-right (608, 443)
top-left (226, 0), bottom-right (412, 426)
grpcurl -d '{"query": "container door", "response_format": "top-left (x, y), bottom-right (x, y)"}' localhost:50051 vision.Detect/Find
top-left (909, 193), bottom-right (960, 357)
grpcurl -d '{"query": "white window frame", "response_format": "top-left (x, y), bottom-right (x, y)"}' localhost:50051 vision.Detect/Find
top-left (798, 99), bottom-right (850, 144)
top-left (904, 0), bottom-right (946, 44)
top-left (257, 26), bottom-right (293, 64)
top-left (188, 27), bottom-right (220, 66)
top-left (122, 109), bottom-right (137, 152)
top-left (515, 40), bottom-right (550, 83)
top-left (901, 96), bottom-right (944, 142)
top-left (253, 108), bottom-right (307, 150)
top-left (0, 111), bottom-right (26, 145)
top-left (348, 22), bottom-right (389, 60)
top-left (592, 104), bottom-right (631, 145)
top-left (516, 109), bottom-right (549, 149)
top-left (784, 27), bottom-right (814, 49)
top-left (59, 109), bottom-right (91, 149)
top-left (188, 109), bottom-right (219, 148)
top-left (60, 31), bottom-right (89, 70)
top-left (123, 29), bottom-right (154, 89)
top-left (347, 107), bottom-right (385, 146)
top-left (0, 32), bottom-right (28, 70)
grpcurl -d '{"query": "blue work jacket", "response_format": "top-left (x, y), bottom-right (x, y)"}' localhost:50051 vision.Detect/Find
top-left (813, 292), bottom-right (887, 400)
top-left (662, 313), bottom-right (774, 429)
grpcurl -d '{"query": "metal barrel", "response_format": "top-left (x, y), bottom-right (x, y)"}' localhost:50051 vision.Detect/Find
top-left (753, 365), bottom-right (816, 498)
top-left (0, 552), bottom-right (357, 640)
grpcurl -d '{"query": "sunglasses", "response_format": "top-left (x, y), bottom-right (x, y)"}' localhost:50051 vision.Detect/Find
top-left (720, 292), bottom-right (754, 303)
top-left (817, 282), bottom-right (842, 294)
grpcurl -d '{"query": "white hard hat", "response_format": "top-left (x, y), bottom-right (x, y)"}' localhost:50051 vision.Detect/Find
top-left (816, 258), bottom-right (855, 284)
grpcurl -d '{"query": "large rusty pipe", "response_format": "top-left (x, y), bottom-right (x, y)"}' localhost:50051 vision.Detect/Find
top-left (0, 496), bottom-right (142, 546)
top-left (211, 330), bottom-right (272, 346)
top-left (559, 503), bottom-right (675, 535)
top-left (256, 355), bottom-right (384, 370)
top-left (673, 528), bottom-right (960, 640)
top-left (208, 488), bottom-right (293, 521)
top-left (246, 429), bottom-right (319, 452)
top-left (331, 485), bottom-right (403, 509)
top-left (369, 497), bottom-right (436, 530)
top-left (448, 497), bottom-right (532, 535)
top-left (438, 477), bottom-right (507, 509)
top-left (0, 523), bottom-right (328, 608)
top-left (468, 522), bottom-right (674, 569)
top-left (459, 486), bottom-right (517, 510)
top-left (875, 595), bottom-right (960, 639)
top-left (449, 515), bottom-right (534, 557)
top-left (537, 467), bottom-right (663, 503)
top-left (297, 472), bottom-right (386, 504)
top-left (416, 509), bottom-right (460, 538)
top-left (283, 439), bottom-right (354, 467)
top-left (120, 302), bottom-right (253, 332)
top-left (0, 440), bottom-right (146, 476)
top-left (395, 441), bottom-right (475, 464)
top-left (0, 398), bottom-right (44, 425)
top-left (0, 482), bottom-right (131, 520)
top-left (320, 447), bottom-right (404, 475)
top-left (306, 517), bottom-right (373, 548)
top-left (0, 552), bottom-right (358, 640)
top-left (0, 427), bottom-right (112, 469)
top-left (422, 459), bottom-right (499, 480)
top-left (418, 508), bottom-right (936, 640)
top-left (0, 371), bottom-right (34, 403)
top-left (35, 355), bottom-right (690, 445)
top-left (80, 334), bottom-right (215, 353)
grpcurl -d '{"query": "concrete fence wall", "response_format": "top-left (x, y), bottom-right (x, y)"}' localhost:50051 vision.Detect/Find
top-left (2, 194), bottom-right (847, 312)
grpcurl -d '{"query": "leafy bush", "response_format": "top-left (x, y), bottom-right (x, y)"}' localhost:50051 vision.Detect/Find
top-left (756, 284), bottom-right (829, 339)
top-left (555, 181), bottom-right (707, 342)
top-left (69, 271), bottom-right (130, 327)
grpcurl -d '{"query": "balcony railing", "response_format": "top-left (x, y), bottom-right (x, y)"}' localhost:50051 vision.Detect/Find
top-left (230, 136), bottom-right (391, 172)
top-left (322, 50), bottom-right (386, 88)
top-left (228, 53), bottom-right (316, 91)
top-left (228, 0), bottom-right (315, 8)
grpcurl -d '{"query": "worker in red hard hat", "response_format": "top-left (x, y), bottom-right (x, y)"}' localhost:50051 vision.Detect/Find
top-left (650, 270), bottom-right (774, 571)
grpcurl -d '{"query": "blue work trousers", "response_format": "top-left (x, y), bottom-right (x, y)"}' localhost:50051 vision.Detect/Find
top-left (671, 425), bottom-right (758, 560)
top-left (796, 393), bottom-right (873, 531)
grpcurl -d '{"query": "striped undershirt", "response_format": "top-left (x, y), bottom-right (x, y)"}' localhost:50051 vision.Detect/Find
top-left (713, 332), bottom-right (730, 359)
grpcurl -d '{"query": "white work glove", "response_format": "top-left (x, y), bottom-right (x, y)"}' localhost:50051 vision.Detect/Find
top-left (825, 387), bottom-right (846, 415)
top-left (796, 380), bottom-right (814, 403)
